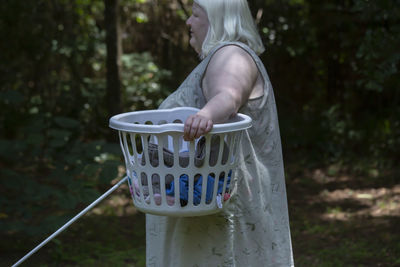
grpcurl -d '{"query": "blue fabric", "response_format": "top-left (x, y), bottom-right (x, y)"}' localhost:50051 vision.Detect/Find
top-left (166, 173), bottom-right (231, 205)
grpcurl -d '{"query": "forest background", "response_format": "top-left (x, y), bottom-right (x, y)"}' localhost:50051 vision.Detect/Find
top-left (1, 0), bottom-right (399, 266)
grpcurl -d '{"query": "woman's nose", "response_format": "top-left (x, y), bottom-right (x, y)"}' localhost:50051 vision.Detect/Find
top-left (186, 16), bottom-right (192, 26)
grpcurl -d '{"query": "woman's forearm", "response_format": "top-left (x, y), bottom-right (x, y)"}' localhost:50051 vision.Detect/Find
top-left (197, 90), bottom-right (241, 124)
top-left (183, 90), bottom-right (240, 141)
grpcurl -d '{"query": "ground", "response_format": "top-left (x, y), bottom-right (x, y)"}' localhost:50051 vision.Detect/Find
top-left (287, 163), bottom-right (400, 266)
top-left (2, 162), bottom-right (399, 266)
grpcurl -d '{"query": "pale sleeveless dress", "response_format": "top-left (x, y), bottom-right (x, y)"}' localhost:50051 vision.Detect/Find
top-left (146, 42), bottom-right (294, 267)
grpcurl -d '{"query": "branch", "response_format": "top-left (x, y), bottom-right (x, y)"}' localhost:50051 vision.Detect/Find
top-left (177, 0), bottom-right (189, 19)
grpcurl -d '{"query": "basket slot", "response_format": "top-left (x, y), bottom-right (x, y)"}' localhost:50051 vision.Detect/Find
top-left (232, 131), bottom-right (242, 165)
top-left (187, 140), bottom-right (194, 168)
top-left (125, 133), bottom-right (138, 166)
top-left (127, 175), bottom-right (134, 198)
top-left (222, 134), bottom-right (230, 165)
top-left (220, 171), bottom-right (230, 197)
top-left (216, 134), bottom-right (224, 166)
top-left (164, 174), bottom-right (175, 206)
top-left (152, 173), bottom-right (162, 206)
top-left (179, 140), bottom-right (190, 168)
top-left (227, 169), bottom-right (234, 195)
top-left (174, 173), bottom-right (181, 207)
top-left (203, 136), bottom-right (212, 168)
top-left (220, 134), bottom-right (229, 165)
top-left (157, 135), bottom-right (165, 168)
top-left (147, 135), bottom-right (159, 167)
top-left (119, 131), bottom-right (129, 166)
top-left (122, 132), bottom-right (132, 160)
top-left (194, 173), bottom-right (204, 206)
top-left (201, 172), bottom-right (211, 205)
top-left (208, 135), bottom-right (218, 167)
top-left (210, 172), bottom-right (220, 205)
top-left (192, 138), bottom-right (201, 167)
top-left (129, 171), bottom-right (141, 203)
top-left (227, 132), bottom-right (238, 165)
top-left (133, 134), bottom-right (143, 155)
top-left (139, 134), bottom-right (147, 166)
top-left (173, 134), bottom-right (180, 168)
top-left (173, 134), bottom-right (181, 206)
top-left (132, 174), bottom-right (140, 203)
top-left (211, 134), bottom-right (228, 167)
top-left (157, 136), bottom-right (168, 206)
top-left (136, 172), bottom-right (145, 203)
top-left (141, 172), bottom-right (154, 205)
top-left (141, 135), bottom-right (153, 204)
top-left (187, 172), bottom-right (194, 206)
top-left (166, 135), bottom-right (175, 167)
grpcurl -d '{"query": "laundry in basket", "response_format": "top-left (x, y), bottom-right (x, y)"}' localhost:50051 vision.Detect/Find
top-left (134, 135), bottom-right (230, 204)
top-left (165, 172), bottom-right (231, 205)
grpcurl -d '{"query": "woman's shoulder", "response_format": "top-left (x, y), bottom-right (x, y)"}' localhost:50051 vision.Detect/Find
top-left (206, 43), bottom-right (259, 77)
top-left (211, 42), bottom-right (254, 60)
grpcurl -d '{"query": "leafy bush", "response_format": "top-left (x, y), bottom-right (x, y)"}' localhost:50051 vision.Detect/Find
top-left (121, 52), bottom-right (172, 111)
top-left (0, 112), bottom-right (121, 236)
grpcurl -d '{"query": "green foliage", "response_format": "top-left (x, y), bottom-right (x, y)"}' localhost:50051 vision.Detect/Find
top-left (258, 0), bottom-right (400, 164)
top-left (121, 52), bottom-right (172, 111)
top-left (0, 112), bottom-right (121, 236)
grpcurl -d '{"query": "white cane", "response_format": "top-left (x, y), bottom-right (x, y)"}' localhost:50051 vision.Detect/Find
top-left (12, 176), bottom-right (128, 267)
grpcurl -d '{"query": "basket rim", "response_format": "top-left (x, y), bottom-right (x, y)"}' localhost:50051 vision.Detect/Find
top-left (109, 107), bottom-right (252, 133)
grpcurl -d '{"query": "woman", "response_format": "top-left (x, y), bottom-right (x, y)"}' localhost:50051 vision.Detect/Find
top-left (146, 0), bottom-right (294, 266)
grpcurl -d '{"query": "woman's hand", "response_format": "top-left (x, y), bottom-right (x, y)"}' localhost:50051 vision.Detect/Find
top-left (183, 113), bottom-right (213, 141)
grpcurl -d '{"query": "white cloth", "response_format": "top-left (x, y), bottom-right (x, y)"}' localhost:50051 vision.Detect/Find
top-left (146, 42), bottom-right (294, 267)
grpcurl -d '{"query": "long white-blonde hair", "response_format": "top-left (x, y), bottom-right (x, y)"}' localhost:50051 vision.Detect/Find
top-left (194, 0), bottom-right (265, 59)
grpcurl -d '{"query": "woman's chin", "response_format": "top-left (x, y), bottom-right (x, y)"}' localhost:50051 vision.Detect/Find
top-left (189, 39), bottom-right (200, 54)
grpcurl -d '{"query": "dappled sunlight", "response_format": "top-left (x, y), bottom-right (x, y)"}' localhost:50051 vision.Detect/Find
top-left (319, 185), bottom-right (400, 221)
top-left (287, 164), bottom-right (400, 266)
top-left (292, 166), bottom-right (400, 221)
top-left (310, 168), bottom-right (351, 184)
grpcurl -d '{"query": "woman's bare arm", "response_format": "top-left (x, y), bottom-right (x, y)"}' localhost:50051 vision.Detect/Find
top-left (183, 45), bottom-right (259, 141)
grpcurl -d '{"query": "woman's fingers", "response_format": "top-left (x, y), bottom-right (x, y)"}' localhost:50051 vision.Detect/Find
top-left (189, 116), bottom-right (200, 139)
top-left (194, 119), bottom-right (212, 139)
top-left (194, 119), bottom-right (206, 139)
top-left (183, 114), bottom-right (213, 141)
top-left (183, 115), bottom-right (196, 141)
top-left (183, 115), bottom-right (194, 141)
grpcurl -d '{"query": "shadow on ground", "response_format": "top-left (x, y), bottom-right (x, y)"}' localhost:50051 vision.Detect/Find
top-left (287, 163), bottom-right (400, 266)
top-left (2, 163), bottom-right (399, 266)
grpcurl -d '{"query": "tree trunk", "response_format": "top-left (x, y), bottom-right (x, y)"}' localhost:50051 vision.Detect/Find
top-left (105, 0), bottom-right (122, 118)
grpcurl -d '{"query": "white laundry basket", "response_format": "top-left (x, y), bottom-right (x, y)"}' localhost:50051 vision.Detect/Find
top-left (109, 107), bottom-right (252, 216)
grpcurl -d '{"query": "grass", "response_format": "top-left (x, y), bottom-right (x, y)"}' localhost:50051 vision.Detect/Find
top-left (287, 161), bottom-right (400, 267)
top-left (2, 162), bottom-right (399, 266)
top-left (1, 185), bottom-right (146, 267)
top-left (48, 215), bottom-right (146, 266)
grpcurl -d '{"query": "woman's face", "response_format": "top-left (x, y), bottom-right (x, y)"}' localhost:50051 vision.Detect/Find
top-left (186, 3), bottom-right (209, 54)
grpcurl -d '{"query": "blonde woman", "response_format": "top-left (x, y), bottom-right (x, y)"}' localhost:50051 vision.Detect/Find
top-left (146, 0), bottom-right (294, 266)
